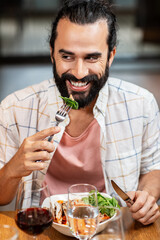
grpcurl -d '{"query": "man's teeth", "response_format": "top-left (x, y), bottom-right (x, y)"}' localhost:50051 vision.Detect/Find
top-left (70, 81), bottom-right (87, 87)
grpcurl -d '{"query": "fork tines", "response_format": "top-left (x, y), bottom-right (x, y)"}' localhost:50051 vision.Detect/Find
top-left (58, 103), bottom-right (71, 116)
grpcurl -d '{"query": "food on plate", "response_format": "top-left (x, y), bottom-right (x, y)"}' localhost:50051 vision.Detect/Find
top-left (52, 192), bottom-right (120, 225)
top-left (52, 200), bottom-right (67, 224)
top-left (60, 94), bottom-right (79, 110)
top-left (85, 191), bottom-right (120, 218)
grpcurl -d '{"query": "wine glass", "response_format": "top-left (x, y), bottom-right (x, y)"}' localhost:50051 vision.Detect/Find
top-left (15, 179), bottom-right (53, 239)
top-left (67, 183), bottom-right (99, 240)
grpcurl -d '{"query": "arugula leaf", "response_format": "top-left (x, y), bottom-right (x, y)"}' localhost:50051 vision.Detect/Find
top-left (82, 191), bottom-right (120, 218)
top-left (60, 96), bottom-right (79, 110)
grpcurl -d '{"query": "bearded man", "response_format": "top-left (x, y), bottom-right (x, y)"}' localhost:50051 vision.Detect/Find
top-left (0, 0), bottom-right (160, 225)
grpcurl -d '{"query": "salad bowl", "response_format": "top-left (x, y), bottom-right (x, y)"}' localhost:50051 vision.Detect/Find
top-left (42, 192), bottom-right (119, 237)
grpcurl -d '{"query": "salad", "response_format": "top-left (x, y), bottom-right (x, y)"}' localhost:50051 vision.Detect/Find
top-left (82, 191), bottom-right (120, 219)
top-left (52, 192), bottom-right (120, 225)
top-left (60, 95), bottom-right (79, 110)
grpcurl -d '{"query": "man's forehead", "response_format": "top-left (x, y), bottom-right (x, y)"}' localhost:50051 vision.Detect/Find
top-left (55, 17), bottom-right (109, 51)
top-left (56, 17), bottom-right (108, 36)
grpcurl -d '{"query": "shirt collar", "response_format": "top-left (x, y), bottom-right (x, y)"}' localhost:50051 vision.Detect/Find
top-left (93, 80), bottom-right (109, 117)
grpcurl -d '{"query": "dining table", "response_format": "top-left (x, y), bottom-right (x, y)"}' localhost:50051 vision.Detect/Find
top-left (0, 207), bottom-right (159, 240)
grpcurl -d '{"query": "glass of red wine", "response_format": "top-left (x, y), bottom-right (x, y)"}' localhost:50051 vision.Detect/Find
top-left (15, 178), bottom-right (53, 239)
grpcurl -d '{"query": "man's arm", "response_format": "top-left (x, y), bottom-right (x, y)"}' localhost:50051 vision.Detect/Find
top-left (126, 95), bottom-right (160, 225)
top-left (127, 170), bottom-right (160, 225)
top-left (0, 126), bottom-right (60, 205)
top-left (138, 170), bottom-right (160, 201)
top-left (0, 165), bottom-right (21, 205)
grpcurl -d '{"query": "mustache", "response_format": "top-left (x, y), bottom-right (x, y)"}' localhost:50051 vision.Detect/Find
top-left (61, 73), bottom-right (99, 83)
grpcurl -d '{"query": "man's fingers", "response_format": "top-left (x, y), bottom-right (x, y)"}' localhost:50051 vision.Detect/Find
top-left (128, 190), bottom-right (159, 225)
top-left (126, 191), bottom-right (135, 208)
top-left (11, 127), bottom-right (59, 178)
top-left (25, 160), bottom-right (48, 171)
top-left (26, 151), bottom-right (51, 162)
top-left (29, 127), bottom-right (61, 141)
top-left (131, 198), bottom-right (152, 220)
top-left (130, 191), bottom-right (148, 212)
top-left (133, 194), bottom-right (155, 219)
top-left (27, 140), bottom-right (55, 153)
top-left (137, 204), bottom-right (160, 225)
top-left (142, 208), bottom-right (160, 225)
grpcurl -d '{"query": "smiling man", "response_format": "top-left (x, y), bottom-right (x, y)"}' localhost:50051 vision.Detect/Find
top-left (0, 0), bottom-right (160, 225)
top-left (51, 17), bottom-right (113, 109)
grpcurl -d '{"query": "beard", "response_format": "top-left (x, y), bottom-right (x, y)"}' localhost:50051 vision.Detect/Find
top-left (53, 61), bottom-right (109, 109)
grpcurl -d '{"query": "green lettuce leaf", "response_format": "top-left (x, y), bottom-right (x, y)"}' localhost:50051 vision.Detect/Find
top-left (60, 96), bottom-right (79, 110)
top-left (82, 191), bottom-right (120, 218)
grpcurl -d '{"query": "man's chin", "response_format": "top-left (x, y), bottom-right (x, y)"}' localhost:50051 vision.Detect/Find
top-left (71, 92), bottom-right (87, 99)
top-left (75, 95), bottom-right (98, 109)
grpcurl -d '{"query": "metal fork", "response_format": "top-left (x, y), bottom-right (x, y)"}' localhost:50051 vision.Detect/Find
top-left (48, 103), bottom-right (71, 142)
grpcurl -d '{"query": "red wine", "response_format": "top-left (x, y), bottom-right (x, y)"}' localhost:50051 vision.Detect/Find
top-left (16, 207), bottom-right (53, 235)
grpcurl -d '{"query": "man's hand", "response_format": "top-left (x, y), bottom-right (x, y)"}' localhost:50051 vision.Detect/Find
top-left (6, 126), bottom-right (61, 178)
top-left (126, 190), bottom-right (160, 225)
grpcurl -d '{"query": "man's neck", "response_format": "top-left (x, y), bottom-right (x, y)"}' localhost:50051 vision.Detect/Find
top-left (70, 96), bottom-right (97, 117)
top-left (66, 98), bottom-right (97, 137)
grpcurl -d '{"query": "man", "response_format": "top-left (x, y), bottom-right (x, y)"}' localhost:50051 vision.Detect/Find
top-left (0, 0), bottom-right (160, 225)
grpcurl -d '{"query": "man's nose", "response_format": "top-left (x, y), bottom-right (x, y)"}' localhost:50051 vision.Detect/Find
top-left (71, 59), bottom-right (89, 80)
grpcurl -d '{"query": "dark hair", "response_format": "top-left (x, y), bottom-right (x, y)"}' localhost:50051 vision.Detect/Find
top-left (50, 0), bottom-right (117, 58)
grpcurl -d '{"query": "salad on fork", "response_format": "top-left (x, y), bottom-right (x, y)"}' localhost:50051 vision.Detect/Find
top-left (48, 95), bottom-right (78, 142)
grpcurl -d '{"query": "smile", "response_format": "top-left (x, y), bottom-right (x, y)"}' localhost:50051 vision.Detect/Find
top-left (66, 80), bottom-right (90, 92)
top-left (70, 80), bottom-right (88, 87)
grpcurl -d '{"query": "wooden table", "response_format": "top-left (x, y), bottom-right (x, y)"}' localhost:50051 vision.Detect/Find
top-left (0, 208), bottom-right (159, 240)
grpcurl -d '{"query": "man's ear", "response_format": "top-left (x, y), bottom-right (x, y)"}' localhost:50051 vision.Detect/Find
top-left (109, 47), bottom-right (116, 67)
top-left (50, 47), bottom-right (54, 63)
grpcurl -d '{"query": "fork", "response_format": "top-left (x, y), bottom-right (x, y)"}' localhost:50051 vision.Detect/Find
top-left (35, 103), bottom-right (71, 162)
top-left (47, 103), bottom-right (71, 142)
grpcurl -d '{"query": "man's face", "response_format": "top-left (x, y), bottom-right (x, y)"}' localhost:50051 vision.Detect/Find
top-left (52, 18), bottom-right (113, 108)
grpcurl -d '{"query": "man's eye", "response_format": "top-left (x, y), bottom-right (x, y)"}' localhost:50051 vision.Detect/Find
top-left (62, 55), bottom-right (72, 60)
top-left (86, 56), bottom-right (99, 61)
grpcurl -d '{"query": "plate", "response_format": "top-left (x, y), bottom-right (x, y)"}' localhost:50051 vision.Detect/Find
top-left (42, 193), bottom-right (115, 237)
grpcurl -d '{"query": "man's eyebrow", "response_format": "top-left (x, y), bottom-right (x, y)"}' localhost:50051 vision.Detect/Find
top-left (86, 52), bottom-right (102, 57)
top-left (59, 49), bottom-right (102, 57)
top-left (59, 49), bottom-right (74, 55)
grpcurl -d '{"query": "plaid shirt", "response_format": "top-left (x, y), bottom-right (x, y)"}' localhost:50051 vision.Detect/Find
top-left (0, 77), bottom-right (160, 205)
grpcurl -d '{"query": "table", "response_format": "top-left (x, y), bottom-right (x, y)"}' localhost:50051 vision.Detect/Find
top-left (0, 207), bottom-right (159, 240)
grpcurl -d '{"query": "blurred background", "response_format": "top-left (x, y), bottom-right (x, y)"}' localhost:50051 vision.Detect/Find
top-left (0, 0), bottom-right (160, 104)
